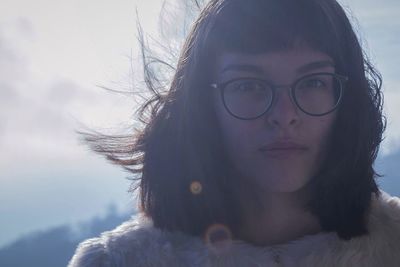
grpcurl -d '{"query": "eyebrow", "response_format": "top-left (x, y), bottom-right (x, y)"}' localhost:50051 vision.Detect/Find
top-left (220, 64), bottom-right (264, 75)
top-left (296, 60), bottom-right (335, 74)
top-left (220, 60), bottom-right (335, 75)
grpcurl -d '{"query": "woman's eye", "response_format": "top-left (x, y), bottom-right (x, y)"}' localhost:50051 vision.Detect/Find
top-left (237, 81), bottom-right (263, 92)
top-left (305, 79), bottom-right (325, 88)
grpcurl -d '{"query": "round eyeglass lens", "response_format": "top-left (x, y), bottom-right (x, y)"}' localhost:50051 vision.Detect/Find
top-left (223, 79), bottom-right (273, 119)
top-left (293, 73), bottom-right (342, 115)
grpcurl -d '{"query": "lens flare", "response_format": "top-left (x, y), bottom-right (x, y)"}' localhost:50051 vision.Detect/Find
top-left (190, 181), bottom-right (202, 195)
top-left (204, 224), bottom-right (233, 254)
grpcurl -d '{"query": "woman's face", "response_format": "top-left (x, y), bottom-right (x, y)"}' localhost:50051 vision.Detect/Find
top-left (213, 46), bottom-right (337, 193)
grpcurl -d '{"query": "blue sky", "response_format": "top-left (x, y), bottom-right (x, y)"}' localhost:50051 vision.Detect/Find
top-left (0, 0), bottom-right (399, 248)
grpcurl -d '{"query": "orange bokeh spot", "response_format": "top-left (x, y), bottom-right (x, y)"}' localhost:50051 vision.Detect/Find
top-left (190, 181), bottom-right (202, 195)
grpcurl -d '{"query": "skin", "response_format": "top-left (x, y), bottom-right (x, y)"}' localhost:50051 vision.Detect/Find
top-left (213, 45), bottom-right (337, 246)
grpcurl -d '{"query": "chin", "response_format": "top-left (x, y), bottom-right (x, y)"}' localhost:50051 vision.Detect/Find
top-left (254, 171), bottom-right (312, 193)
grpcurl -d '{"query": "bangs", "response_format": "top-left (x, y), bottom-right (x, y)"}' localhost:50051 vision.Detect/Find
top-left (206, 0), bottom-right (342, 60)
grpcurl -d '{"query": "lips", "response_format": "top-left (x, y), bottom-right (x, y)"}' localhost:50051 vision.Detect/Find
top-left (259, 141), bottom-right (308, 158)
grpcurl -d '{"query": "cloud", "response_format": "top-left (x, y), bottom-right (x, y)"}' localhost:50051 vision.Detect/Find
top-left (15, 17), bottom-right (35, 40)
top-left (0, 17), bottom-right (136, 183)
top-left (0, 82), bottom-right (20, 106)
top-left (0, 11), bottom-right (138, 250)
top-left (46, 80), bottom-right (79, 106)
top-left (380, 80), bottom-right (400, 154)
top-left (0, 44), bottom-right (28, 86)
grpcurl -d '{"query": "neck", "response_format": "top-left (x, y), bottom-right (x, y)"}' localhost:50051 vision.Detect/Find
top-left (235, 182), bottom-right (322, 246)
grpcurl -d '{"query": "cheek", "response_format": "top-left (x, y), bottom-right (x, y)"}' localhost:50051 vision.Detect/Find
top-left (305, 115), bottom-right (337, 166)
top-left (214, 97), bottom-right (256, 161)
top-left (219, 116), bottom-right (253, 155)
top-left (310, 115), bottom-right (336, 144)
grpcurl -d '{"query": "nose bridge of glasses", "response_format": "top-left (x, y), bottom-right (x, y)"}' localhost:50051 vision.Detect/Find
top-left (274, 83), bottom-right (292, 92)
top-left (265, 83), bottom-right (300, 125)
top-left (272, 83), bottom-right (296, 108)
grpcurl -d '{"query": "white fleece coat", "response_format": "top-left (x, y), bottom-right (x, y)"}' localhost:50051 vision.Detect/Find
top-left (68, 191), bottom-right (400, 267)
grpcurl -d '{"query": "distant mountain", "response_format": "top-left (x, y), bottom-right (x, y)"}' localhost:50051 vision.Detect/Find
top-left (0, 204), bottom-right (133, 267)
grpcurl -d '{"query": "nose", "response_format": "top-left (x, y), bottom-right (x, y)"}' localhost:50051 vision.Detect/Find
top-left (266, 87), bottom-right (300, 128)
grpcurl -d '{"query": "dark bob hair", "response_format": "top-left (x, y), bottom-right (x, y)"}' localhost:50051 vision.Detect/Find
top-left (83, 0), bottom-right (385, 241)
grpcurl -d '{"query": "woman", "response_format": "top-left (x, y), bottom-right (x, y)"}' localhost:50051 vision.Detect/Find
top-left (68, 0), bottom-right (400, 266)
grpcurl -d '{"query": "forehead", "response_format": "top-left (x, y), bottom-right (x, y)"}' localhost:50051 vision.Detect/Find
top-left (215, 46), bottom-right (334, 79)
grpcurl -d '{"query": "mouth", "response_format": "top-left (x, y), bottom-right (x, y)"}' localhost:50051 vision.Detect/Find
top-left (259, 141), bottom-right (308, 158)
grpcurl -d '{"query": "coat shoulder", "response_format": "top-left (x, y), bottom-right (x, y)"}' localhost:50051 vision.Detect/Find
top-left (333, 191), bottom-right (400, 266)
top-left (369, 190), bottom-right (400, 233)
top-left (68, 214), bottom-right (208, 267)
top-left (68, 214), bottom-right (158, 267)
top-left (68, 236), bottom-right (110, 267)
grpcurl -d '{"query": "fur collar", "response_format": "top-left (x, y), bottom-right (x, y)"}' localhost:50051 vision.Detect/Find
top-left (68, 191), bottom-right (400, 266)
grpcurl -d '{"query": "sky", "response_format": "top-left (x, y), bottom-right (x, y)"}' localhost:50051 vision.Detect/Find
top-left (0, 0), bottom-right (399, 248)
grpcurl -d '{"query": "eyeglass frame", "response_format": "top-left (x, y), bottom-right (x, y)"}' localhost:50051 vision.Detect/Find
top-left (210, 72), bottom-right (349, 120)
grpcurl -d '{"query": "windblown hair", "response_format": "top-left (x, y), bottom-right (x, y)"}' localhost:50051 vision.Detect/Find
top-left (83, 0), bottom-right (385, 241)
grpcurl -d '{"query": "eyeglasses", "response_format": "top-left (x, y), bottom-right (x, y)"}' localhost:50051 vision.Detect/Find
top-left (211, 72), bottom-right (348, 120)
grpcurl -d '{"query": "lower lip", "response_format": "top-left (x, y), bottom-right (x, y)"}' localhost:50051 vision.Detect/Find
top-left (259, 148), bottom-right (307, 159)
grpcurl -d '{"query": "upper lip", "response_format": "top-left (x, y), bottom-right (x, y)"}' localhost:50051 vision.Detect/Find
top-left (259, 141), bottom-right (308, 151)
